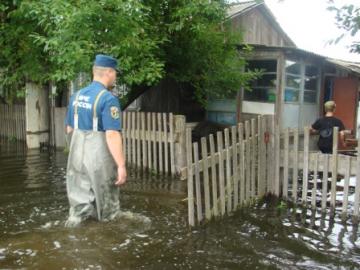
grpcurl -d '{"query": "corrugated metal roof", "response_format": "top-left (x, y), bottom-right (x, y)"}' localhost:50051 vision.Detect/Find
top-left (326, 58), bottom-right (360, 75)
top-left (227, 1), bottom-right (260, 19)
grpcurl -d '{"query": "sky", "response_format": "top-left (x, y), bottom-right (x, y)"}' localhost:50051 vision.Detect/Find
top-left (231, 0), bottom-right (360, 62)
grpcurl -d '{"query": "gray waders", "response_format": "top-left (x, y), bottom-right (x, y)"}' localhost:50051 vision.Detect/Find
top-left (65, 90), bottom-right (120, 227)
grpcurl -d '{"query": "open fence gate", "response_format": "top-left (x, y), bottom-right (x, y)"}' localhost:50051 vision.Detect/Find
top-left (185, 115), bottom-right (360, 227)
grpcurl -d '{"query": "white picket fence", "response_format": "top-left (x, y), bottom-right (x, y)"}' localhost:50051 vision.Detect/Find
top-left (122, 111), bottom-right (187, 176)
top-left (185, 114), bottom-right (360, 227)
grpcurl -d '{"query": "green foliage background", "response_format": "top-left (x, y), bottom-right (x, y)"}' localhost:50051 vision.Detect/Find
top-left (0, 0), bottom-right (256, 106)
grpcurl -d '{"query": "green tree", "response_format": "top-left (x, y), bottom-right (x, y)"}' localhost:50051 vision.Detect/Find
top-left (328, 2), bottom-right (360, 53)
top-left (0, 0), bottom-right (255, 107)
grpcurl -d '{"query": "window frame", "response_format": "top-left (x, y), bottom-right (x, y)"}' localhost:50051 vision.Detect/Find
top-left (243, 59), bottom-right (278, 104)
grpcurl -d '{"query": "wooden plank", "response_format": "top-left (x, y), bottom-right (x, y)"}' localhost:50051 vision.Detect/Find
top-left (330, 127), bottom-right (339, 209)
top-left (224, 128), bottom-right (232, 213)
top-left (257, 116), bottom-right (262, 197)
top-left (354, 135), bottom-right (360, 216)
top-left (22, 105), bottom-right (25, 140)
top-left (163, 113), bottom-right (169, 174)
top-left (152, 112), bottom-right (158, 173)
top-left (17, 105), bottom-right (20, 140)
top-left (232, 126), bottom-right (239, 209)
top-left (186, 128), bottom-right (195, 226)
top-left (251, 118), bottom-right (256, 198)
top-left (209, 134), bottom-right (219, 217)
top-left (127, 111), bottom-right (132, 163)
top-left (311, 152), bottom-right (318, 209)
top-left (292, 128), bottom-right (299, 202)
top-left (141, 112), bottom-right (147, 169)
top-left (131, 112), bottom-right (136, 165)
top-left (15, 106), bottom-right (18, 139)
top-left (240, 140), bottom-right (246, 205)
top-left (169, 113), bottom-right (175, 175)
top-left (245, 121), bottom-right (251, 202)
top-left (301, 126), bottom-right (310, 205)
top-left (321, 154), bottom-right (329, 211)
top-left (201, 137), bottom-right (211, 220)
top-left (122, 112), bottom-right (127, 160)
top-left (157, 113), bottom-right (163, 173)
top-left (342, 155), bottom-right (351, 215)
top-left (136, 112), bottom-right (141, 168)
top-left (238, 123), bottom-right (244, 205)
top-left (4, 105), bottom-right (7, 137)
top-left (259, 116), bottom-right (266, 197)
top-left (217, 131), bottom-right (226, 215)
top-left (1, 105), bottom-right (3, 137)
top-left (274, 119), bottom-right (281, 196)
top-left (283, 128), bottom-right (289, 199)
top-left (1, 105), bottom-right (4, 137)
top-left (147, 113), bottom-right (152, 171)
top-left (0, 105), bottom-right (2, 137)
top-left (193, 142), bottom-right (203, 223)
top-left (267, 116), bottom-right (275, 194)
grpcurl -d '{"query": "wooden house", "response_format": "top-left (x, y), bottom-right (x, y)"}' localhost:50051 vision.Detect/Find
top-left (206, 1), bottom-right (360, 136)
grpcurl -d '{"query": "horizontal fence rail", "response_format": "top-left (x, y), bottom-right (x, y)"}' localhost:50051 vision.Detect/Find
top-left (0, 104), bottom-right (26, 141)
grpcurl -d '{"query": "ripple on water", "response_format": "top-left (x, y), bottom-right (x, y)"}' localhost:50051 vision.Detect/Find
top-left (1, 142), bottom-right (360, 269)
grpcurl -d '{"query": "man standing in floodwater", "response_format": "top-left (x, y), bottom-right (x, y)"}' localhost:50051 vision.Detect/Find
top-left (64, 54), bottom-right (127, 227)
top-left (310, 100), bottom-right (346, 154)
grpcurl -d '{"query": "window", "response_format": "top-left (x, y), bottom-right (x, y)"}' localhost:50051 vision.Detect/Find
top-left (284, 60), bottom-right (301, 103)
top-left (303, 65), bottom-right (319, 104)
top-left (284, 61), bottom-right (319, 104)
top-left (244, 60), bottom-right (277, 103)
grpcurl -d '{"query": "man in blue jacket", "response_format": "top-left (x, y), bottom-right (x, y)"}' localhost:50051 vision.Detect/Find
top-left (65, 54), bottom-right (127, 226)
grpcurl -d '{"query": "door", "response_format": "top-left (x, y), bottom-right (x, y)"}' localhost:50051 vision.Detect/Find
top-left (332, 77), bottom-right (358, 132)
top-left (282, 60), bottom-right (320, 129)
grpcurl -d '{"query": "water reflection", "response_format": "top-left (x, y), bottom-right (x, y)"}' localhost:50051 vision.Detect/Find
top-left (1, 140), bottom-right (360, 269)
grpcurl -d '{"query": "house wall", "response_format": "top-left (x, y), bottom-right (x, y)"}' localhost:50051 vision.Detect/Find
top-left (230, 8), bottom-right (294, 47)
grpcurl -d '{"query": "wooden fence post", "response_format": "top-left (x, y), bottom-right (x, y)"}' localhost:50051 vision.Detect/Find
top-left (174, 115), bottom-right (186, 176)
top-left (209, 134), bottom-right (219, 217)
top-left (201, 137), bottom-right (211, 220)
top-left (283, 128), bottom-right (289, 199)
top-left (302, 126), bottom-right (310, 205)
top-left (330, 127), bottom-right (339, 210)
top-left (217, 131), bottom-right (226, 215)
top-left (292, 128), bottom-right (299, 201)
top-left (186, 128), bottom-right (195, 226)
top-left (321, 154), bottom-right (329, 211)
top-left (354, 135), bottom-right (360, 216)
top-left (274, 118), bottom-right (281, 196)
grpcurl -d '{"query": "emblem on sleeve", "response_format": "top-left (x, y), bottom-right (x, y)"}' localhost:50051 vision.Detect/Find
top-left (110, 106), bottom-right (120, 119)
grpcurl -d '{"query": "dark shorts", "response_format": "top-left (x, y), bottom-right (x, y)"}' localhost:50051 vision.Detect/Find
top-left (319, 146), bottom-right (332, 154)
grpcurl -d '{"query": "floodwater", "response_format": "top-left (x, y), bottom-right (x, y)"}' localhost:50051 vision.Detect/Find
top-left (1, 141), bottom-right (360, 269)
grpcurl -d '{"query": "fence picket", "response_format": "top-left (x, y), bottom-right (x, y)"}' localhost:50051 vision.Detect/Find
top-left (302, 127), bottom-right (310, 205)
top-left (292, 129), bottom-right (299, 202)
top-left (330, 127), bottom-right (339, 209)
top-left (193, 142), bottom-right (203, 223)
top-left (321, 154), bottom-right (329, 211)
top-left (217, 131), bottom-right (226, 216)
top-left (231, 126), bottom-right (239, 210)
top-left (163, 113), bottom-right (169, 174)
top-left (201, 137), bottom-right (211, 220)
top-left (209, 134), bottom-right (219, 217)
